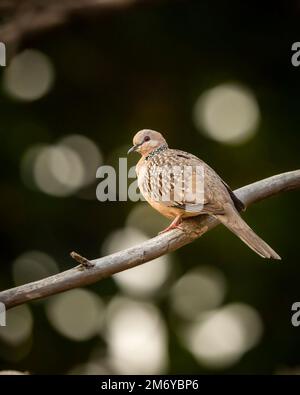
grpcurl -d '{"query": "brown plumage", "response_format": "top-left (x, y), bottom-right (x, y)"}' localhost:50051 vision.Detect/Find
top-left (128, 129), bottom-right (281, 260)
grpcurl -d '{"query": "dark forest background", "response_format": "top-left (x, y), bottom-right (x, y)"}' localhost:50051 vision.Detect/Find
top-left (0, 0), bottom-right (299, 374)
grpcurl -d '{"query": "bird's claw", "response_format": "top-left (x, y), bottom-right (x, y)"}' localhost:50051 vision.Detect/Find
top-left (158, 224), bottom-right (185, 234)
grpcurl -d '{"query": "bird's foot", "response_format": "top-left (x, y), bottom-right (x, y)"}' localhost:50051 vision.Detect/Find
top-left (158, 216), bottom-right (184, 234)
top-left (158, 224), bottom-right (185, 234)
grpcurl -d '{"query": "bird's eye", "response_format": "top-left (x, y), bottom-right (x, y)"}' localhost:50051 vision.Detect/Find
top-left (144, 136), bottom-right (150, 142)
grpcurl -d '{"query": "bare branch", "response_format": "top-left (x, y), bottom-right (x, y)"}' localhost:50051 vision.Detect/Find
top-left (0, 0), bottom-right (160, 57)
top-left (0, 170), bottom-right (299, 310)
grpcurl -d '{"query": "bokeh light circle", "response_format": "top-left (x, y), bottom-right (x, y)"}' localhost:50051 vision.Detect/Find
top-left (105, 297), bottom-right (168, 374)
top-left (183, 303), bottom-right (263, 369)
top-left (102, 227), bottom-right (170, 296)
top-left (46, 289), bottom-right (104, 341)
top-left (170, 266), bottom-right (227, 319)
top-left (193, 83), bottom-right (260, 145)
top-left (0, 305), bottom-right (33, 346)
top-left (12, 250), bottom-right (59, 286)
top-left (33, 145), bottom-right (85, 197)
top-left (3, 49), bottom-right (54, 101)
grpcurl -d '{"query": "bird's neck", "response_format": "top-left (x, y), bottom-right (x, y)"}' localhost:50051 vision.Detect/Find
top-left (144, 144), bottom-right (168, 160)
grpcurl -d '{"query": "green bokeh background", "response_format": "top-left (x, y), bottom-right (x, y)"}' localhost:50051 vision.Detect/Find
top-left (0, 0), bottom-right (299, 374)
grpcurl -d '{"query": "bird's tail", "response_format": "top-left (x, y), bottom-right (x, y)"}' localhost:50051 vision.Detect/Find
top-left (214, 203), bottom-right (281, 260)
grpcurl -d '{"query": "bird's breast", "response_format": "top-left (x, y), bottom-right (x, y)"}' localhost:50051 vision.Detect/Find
top-left (136, 164), bottom-right (148, 192)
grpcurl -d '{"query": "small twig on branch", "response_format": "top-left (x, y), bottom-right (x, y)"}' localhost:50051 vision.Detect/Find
top-left (70, 251), bottom-right (94, 268)
top-left (0, 170), bottom-right (299, 310)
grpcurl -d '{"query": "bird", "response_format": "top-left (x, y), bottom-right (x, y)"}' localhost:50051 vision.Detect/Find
top-left (128, 129), bottom-right (281, 260)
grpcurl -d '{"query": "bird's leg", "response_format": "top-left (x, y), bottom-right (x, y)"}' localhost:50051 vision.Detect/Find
top-left (159, 215), bottom-right (184, 234)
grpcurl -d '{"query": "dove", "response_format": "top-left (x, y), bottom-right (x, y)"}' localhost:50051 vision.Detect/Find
top-left (128, 129), bottom-right (281, 259)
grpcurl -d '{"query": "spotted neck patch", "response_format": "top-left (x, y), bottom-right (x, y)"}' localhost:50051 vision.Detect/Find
top-left (145, 144), bottom-right (168, 160)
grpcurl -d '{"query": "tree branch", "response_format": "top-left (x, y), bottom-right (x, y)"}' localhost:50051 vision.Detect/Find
top-left (0, 0), bottom-right (163, 57)
top-left (0, 170), bottom-right (299, 310)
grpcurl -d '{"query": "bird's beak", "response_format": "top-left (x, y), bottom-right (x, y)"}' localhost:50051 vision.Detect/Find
top-left (127, 143), bottom-right (141, 154)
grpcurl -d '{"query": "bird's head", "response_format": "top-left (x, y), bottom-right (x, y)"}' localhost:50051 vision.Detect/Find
top-left (127, 129), bottom-right (167, 156)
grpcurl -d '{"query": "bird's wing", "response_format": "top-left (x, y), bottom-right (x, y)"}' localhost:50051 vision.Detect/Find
top-left (200, 160), bottom-right (245, 212)
top-left (141, 149), bottom-right (242, 215)
top-left (140, 149), bottom-right (214, 214)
